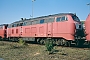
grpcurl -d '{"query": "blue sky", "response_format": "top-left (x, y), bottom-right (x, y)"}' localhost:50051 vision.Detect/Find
top-left (0, 0), bottom-right (90, 24)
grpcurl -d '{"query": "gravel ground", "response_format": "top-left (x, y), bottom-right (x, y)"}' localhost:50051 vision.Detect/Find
top-left (0, 41), bottom-right (90, 60)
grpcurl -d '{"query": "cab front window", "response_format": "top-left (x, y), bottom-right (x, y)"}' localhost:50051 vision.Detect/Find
top-left (72, 15), bottom-right (80, 22)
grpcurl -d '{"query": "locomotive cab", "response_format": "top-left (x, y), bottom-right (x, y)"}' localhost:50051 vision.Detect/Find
top-left (69, 14), bottom-right (85, 47)
top-left (72, 15), bottom-right (84, 38)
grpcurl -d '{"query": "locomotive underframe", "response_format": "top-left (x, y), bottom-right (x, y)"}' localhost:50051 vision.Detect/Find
top-left (8, 36), bottom-right (90, 47)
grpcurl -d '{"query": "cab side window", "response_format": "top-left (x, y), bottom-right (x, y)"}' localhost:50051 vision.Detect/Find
top-left (56, 17), bottom-right (61, 22)
top-left (61, 16), bottom-right (68, 21)
top-left (61, 16), bottom-right (65, 21)
top-left (56, 16), bottom-right (68, 22)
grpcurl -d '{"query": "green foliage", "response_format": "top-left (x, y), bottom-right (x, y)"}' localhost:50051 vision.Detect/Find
top-left (18, 38), bottom-right (25, 45)
top-left (45, 39), bottom-right (54, 54)
top-left (81, 21), bottom-right (85, 24)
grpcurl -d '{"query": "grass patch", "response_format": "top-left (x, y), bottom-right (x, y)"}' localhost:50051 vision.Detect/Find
top-left (0, 41), bottom-right (90, 60)
top-left (18, 38), bottom-right (28, 46)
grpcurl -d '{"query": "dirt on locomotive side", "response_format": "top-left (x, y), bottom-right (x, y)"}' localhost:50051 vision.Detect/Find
top-left (0, 41), bottom-right (90, 60)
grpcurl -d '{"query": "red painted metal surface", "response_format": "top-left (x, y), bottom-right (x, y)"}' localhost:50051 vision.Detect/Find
top-left (0, 26), bottom-right (6, 38)
top-left (20, 15), bottom-right (75, 40)
top-left (21, 23), bottom-right (48, 37)
top-left (7, 14), bottom-right (78, 41)
top-left (38, 23), bottom-right (47, 37)
top-left (7, 26), bottom-right (21, 37)
top-left (21, 25), bottom-right (31, 37)
top-left (7, 28), bottom-right (11, 38)
top-left (85, 14), bottom-right (90, 41)
top-left (52, 15), bottom-right (75, 40)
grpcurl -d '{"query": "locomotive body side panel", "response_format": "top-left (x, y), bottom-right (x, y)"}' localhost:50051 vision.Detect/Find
top-left (7, 28), bottom-right (11, 38)
top-left (0, 25), bottom-right (7, 38)
top-left (31, 25), bottom-right (37, 37)
top-left (85, 14), bottom-right (90, 41)
top-left (21, 25), bottom-right (31, 37)
top-left (38, 23), bottom-right (47, 37)
top-left (47, 23), bottom-right (53, 37)
top-left (0, 28), bottom-right (4, 38)
top-left (10, 27), bottom-right (21, 37)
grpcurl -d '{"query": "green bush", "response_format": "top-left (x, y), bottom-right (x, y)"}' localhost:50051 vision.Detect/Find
top-left (45, 39), bottom-right (54, 54)
top-left (18, 38), bottom-right (25, 45)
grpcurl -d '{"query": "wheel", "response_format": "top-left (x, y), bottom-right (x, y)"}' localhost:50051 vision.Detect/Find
top-left (40, 39), bottom-right (44, 45)
top-left (62, 40), bottom-right (71, 47)
top-left (37, 38), bottom-right (40, 44)
top-left (37, 38), bottom-right (45, 45)
top-left (64, 41), bottom-right (71, 47)
top-left (60, 39), bottom-right (67, 46)
top-left (56, 39), bottom-right (61, 46)
top-left (60, 39), bottom-right (64, 46)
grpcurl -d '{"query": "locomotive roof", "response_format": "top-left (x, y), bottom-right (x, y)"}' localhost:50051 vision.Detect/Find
top-left (0, 24), bottom-right (8, 26)
top-left (12, 13), bottom-right (75, 24)
top-left (36, 13), bottom-right (74, 18)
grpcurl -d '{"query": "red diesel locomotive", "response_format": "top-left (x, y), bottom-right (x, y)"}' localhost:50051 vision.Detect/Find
top-left (85, 13), bottom-right (90, 46)
top-left (7, 13), bottom-right (84, 46)
top-left (0, 24), bottom-right (8, 39)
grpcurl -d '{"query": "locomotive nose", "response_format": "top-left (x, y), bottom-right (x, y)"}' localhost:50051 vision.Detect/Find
top-left (75, 22), bottom-right (84, 37)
